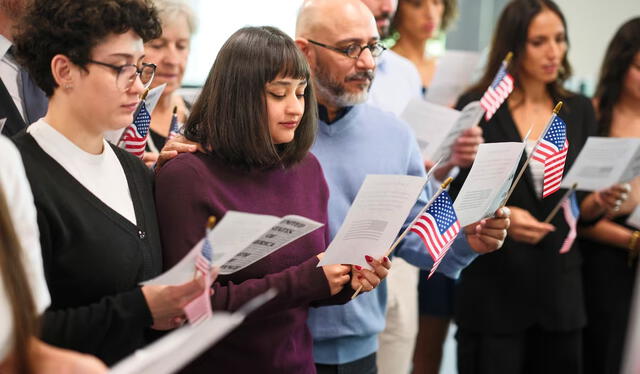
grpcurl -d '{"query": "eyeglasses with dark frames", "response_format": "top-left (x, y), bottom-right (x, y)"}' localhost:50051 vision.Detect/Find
top-left (307, 39), bottom-right (387, 59)
top-left (86, 60), bottom-right (156, 91)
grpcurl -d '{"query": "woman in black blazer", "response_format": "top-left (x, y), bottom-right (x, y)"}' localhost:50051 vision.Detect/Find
top-left (450, 1), bottom-right (628, 373)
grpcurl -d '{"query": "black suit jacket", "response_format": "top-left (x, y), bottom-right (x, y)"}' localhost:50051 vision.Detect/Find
top-left (450, 93), bottom-right (598, 334)
top-left (0, 77), bottom-right (27, 136)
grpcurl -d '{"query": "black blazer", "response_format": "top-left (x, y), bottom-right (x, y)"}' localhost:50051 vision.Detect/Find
top-left (0, 78), bottom-right (27, 136)
top-left (450, 93), bottom-right (598, 334)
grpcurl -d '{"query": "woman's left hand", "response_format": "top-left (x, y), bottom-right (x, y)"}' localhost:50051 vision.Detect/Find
top-left (351, 255), bottom-right (392, 293)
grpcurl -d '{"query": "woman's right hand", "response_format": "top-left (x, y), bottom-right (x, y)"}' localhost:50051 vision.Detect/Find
top-left (141, 274), bottom-right (211, 330)
top-left (507, 206), bottom-right (555, 245)
top-left (317, 253), bottom-right (351, 295)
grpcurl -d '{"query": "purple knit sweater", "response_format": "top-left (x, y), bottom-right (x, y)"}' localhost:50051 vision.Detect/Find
top-left (155, 151), bottom-right (350, 373)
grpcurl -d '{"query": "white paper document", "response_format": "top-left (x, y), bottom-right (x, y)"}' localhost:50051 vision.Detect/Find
top-left (318, 175), bottom-right (427, 268)
top-left (425, 50), bottom-right (481, 107)
top-left (143, 211), bottom-right (323, 286)
top-left (453, 142), bottom-right (525, 226)
top-left (104, 83), bottom-right (167, 144)
top-left (561, 137), bottom-right (640, 191)
top-left (109, 290), bottom-right (276, 374)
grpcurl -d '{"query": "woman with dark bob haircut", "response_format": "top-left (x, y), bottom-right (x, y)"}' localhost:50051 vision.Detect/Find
top-left (155, 26), bottom-right (389, 373)
top-left (449, 1), bottom-right (629, 373)
top-left (11, 0), bottom-right (208, 366)
top-left (580, 17), bottom-right (640, 374)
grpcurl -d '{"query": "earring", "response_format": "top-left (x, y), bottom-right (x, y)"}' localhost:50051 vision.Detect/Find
top-left (64, 83), bottom-right (73, 89)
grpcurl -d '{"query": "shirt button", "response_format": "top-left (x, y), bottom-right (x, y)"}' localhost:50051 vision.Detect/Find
top-left (138, 230), bottom-right (146, 240)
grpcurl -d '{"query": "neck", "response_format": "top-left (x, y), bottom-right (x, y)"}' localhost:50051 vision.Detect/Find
top-left (0, 14), bottom-right (13, 42)
top-left (317, 96), bottom-right (342, 123)
top-left (513, 74), bottom-right (550, 104)
top-left (393, 32), bottom-right (428, 62)
top-left (616, 93), bottom-right (640, 117)
top-left (44, 96), bottom-right (104, 154)
top-left (155, 91), bottom-right (174, 112)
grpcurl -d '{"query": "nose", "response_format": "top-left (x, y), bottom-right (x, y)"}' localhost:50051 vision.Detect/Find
top-left (380, 0), bottom-right (393, 13)
top-left (356, 47), bottom-right (376, 71)
top-left (285, 94), bottom-right (304, 117)
top-left (163, 45), bottom-right (180, 66)
top-left (548, 39), bottom-right (561, 61)
top-left (128, 73), bottom-right (146, 96)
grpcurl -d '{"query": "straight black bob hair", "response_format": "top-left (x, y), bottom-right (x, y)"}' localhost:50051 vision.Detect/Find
top-left (184, 26), bottom-right (317, 170)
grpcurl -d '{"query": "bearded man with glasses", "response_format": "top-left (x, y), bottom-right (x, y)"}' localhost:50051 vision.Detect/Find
top-left (295, 1), bottom-right (510, 373)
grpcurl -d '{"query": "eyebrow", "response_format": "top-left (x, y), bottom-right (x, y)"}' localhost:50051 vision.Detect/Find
top-left (105, 53), bottom-right (146, 62)
top-left (334, 37), bottom-right (380, 45)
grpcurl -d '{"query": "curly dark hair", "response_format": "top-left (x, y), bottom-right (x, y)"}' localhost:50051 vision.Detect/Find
top-left (13, 0), bottom-right (162, 96)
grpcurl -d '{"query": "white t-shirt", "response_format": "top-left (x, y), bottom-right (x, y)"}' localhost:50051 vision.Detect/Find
top-left (0, 135), bottom-right (50, 362)
top-left (526, 140), bottom-right (545, 198)
top-left (28, 119), bottom-right (136, 224)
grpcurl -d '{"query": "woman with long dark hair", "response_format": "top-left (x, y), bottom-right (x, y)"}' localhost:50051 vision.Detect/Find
top-left (155, 26), bottom-right (390, 373)
top-left (581, 17), bottom-right (640, 374)
top-left (450, 1), bottom-right (627, 373)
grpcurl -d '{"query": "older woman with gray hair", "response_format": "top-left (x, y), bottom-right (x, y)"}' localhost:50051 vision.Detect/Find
top-left (143, 0), bottom-right (197, 161)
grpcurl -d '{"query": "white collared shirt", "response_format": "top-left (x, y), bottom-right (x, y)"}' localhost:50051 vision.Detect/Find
top-left (0, 34), bottom-right (26, 131)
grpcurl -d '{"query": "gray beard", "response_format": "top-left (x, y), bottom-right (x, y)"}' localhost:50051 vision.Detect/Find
top-left (313, 65), bottom-right (372, 108)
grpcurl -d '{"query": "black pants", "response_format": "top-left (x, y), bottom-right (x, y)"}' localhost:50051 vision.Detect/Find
top-left (457, 325), bottom-right (582, 374)
top-left (315, 353), bottom-right (377, 374)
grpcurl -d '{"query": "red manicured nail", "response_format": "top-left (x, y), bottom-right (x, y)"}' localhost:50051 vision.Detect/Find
top-left (354, 265), bottom-right (363, 271)
top-left (383, 257), bottom-right (389, 263)
top-left (365, 255), bottom-right (373, 263)
top-left (357, 275), bottom-right (363, 280)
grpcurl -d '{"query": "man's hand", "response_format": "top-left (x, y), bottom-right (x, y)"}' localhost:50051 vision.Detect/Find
top-left (156, 135), bottom-right (201, 168)
top-left (465, 207), bottom-right (511, 253)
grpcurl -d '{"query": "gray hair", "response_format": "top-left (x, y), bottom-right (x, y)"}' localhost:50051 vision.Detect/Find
top-left (152, 0), bottom-right (198, 36)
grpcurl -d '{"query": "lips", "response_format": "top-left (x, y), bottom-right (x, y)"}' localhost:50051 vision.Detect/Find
top-left (542, 64), bottom-right (559, 74)
top-left (122, 102), bottom-right (139, 112)
top-left (279, 121), bottom-right (298, 129)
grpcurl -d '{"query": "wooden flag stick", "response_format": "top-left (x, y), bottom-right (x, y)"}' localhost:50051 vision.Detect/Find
top-left (426, 156), bottom-right (444, 180)
top-left (350, 177), bottom-right (454, 300)
top-left (117, 88), bottom-right (150, 147)
top-left (194, 216), bottom-right (217, 279)
top-left (504, 51), bottom-right (514, 64)
top-left (500, 101), bottom-right (563, 207)
top-left (544, 183), bottom-right (577, 223)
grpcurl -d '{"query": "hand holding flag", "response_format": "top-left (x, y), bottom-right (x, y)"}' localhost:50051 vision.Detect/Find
top-left (183, 217), bottom-right (217, 325)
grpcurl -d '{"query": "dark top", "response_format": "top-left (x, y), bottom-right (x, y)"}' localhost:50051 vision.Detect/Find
top-left (450, 93), bottom-right (598, 334)
top-left (12, 132), bottom-right (162, 365)
top-left (155, 152), bottom-right (353, 374)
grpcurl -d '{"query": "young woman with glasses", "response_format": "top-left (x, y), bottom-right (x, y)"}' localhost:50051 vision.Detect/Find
top-left (11, 0), bottom-right (208, 366)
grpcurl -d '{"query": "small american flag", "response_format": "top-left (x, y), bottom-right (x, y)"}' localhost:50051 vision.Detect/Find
top-left (168, 110), bottom-right (180, 140)
top-left (480, 60), bottom-right (514, 121)
top-left (121, 101), bottom-right (151, 158)
top-left (559, 191), bottom-right (579, 254)
top-left (410, 190), bottom-right (461, 278)
top-left (183, 237), bottom-right (214, 325)
top-left (532, 115), bottom-right (569, 198)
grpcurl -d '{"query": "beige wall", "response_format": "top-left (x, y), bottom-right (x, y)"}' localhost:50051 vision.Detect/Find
top-left (554, 0), bottom-right (640, 94)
